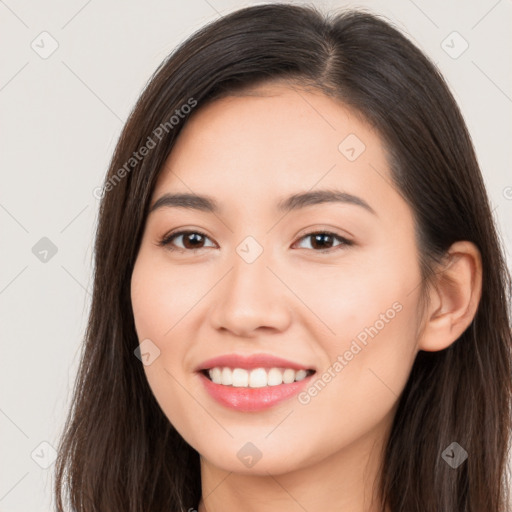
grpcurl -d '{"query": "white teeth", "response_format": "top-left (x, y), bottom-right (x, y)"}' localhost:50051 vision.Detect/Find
top-left (282, 368), bottom-right (295, 384)
top-left (267, 368), bottom-right (283, 386)
top-left (295, 369), bottom-right (308, 382)
top-left (207, 367), bottom-right (312, 388)
top-left (232, 368), bottom-right (249, 387)
top-left (221, 367), bottom-right (232, 386)
top-left (249, 368), bottom-right (267, 388)
top-left (210, 367), bottom-right (222, 384)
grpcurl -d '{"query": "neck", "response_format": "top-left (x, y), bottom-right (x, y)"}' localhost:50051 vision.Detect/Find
top-left (197, 415), bottom-right (393, 512)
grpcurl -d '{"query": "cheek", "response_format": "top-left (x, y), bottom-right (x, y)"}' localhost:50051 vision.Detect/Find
top-left (130, 252), bottom-right (199, 345)
top-left (297, 259), bottom-right (421, 433)
top-left (131, 255), bottom-right (204, 441)
top-left (284, 298), bottom-right (419, 470)
top-left (295, 245), bottom-right (421, 347)
top-left (297, 242), bottom-right (421, 412)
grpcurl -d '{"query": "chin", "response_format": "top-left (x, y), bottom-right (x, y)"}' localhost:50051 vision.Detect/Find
top-left (194, 436), bottom-right (322, 476)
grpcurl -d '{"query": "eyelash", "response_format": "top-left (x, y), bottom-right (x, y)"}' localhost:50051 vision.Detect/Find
top-left (157, 229), bottom-right (353, 254)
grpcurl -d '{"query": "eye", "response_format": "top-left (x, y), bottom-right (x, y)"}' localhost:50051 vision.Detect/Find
top-left (293, 231), bottom-right (353, 252)
top-left (158, 230), bottom-right (216, 252)
top-left (158, 229), bottom-right (353, 253)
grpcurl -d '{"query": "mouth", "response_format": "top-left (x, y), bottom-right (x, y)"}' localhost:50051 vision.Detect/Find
top-left (201, 366), bottom-right (315, 388)
top-left (196, 354), bottom-right (316, 412)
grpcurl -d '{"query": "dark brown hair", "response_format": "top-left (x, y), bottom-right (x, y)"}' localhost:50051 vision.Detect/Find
top-left (54, 4), bottom-right (512, 511)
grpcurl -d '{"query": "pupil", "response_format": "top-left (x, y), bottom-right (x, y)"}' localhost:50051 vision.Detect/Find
top-left (185, 233), bottom-right (203, 248)
top-left (313, 233), bottom-right (332, 249)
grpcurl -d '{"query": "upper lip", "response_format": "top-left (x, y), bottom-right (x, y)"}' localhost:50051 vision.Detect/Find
top-left (196, 353), bottom-right (315, 372)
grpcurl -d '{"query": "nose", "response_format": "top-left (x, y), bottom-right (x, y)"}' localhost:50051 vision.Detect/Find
top-left (209, 248), bottom-right (293, 338)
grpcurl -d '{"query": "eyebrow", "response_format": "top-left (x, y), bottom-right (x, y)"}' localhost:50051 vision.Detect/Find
top-left (149, 189), bottom-right (376, 216)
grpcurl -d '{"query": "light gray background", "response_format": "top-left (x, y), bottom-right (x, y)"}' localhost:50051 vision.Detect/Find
top-left (1, 1), bottom-right (511, 510)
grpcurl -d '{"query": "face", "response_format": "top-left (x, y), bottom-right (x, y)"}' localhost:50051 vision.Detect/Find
top-left (130, 82), bottom-right (424, 476)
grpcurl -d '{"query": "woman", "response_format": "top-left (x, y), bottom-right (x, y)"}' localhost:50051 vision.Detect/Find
top-left (54, 4), bottom-right (512, 511)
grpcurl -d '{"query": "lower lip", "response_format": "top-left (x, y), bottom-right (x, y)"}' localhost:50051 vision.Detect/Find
top-left (199, 372), bottom-right (313, 412)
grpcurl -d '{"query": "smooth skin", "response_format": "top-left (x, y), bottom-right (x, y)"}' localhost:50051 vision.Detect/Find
top-left (130, 82), bottom-right (482, 512)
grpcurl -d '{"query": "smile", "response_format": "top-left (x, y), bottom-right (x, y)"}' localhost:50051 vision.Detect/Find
top-left (204, 366), bottom-right (314, 387)
top-left (196, 353), bottom-right (316, 412)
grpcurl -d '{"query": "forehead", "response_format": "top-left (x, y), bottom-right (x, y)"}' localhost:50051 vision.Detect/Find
top-left (152, 83), bottom-right (396, 217)
top-left (166, 82), bottom-right (379, 161)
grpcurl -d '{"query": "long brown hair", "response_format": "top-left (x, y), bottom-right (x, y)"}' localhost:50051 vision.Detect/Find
top-left (54, 4), bottom-right (512, 511)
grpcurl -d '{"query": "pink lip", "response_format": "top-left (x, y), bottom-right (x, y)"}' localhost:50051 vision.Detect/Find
top-left (196, 353), bottom-right (315, 412)
top-left (196, 353), bottom-right (313, 372)
top-left (198, 372), bottom-right (314, 412)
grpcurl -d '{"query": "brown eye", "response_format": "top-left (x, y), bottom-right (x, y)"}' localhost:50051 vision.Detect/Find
top-left (158, 230), bottom-right (352, 253)
top-left (294, 232), bottom-right (353, 252)
top-left (159, 230), bottom-right (215, 251)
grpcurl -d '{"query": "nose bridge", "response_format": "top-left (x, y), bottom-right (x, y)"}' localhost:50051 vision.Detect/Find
top-left (231, 234), bottom-right (272, 295)
top-left (209, 233), bottom-right (292, 335)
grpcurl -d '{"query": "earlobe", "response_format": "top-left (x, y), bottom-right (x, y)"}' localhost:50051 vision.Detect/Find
top-left (418, 241), bottom-right (483, 352)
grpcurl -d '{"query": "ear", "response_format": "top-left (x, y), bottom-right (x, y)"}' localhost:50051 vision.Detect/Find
top-left (418, 241), bottom-right (482, 352)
